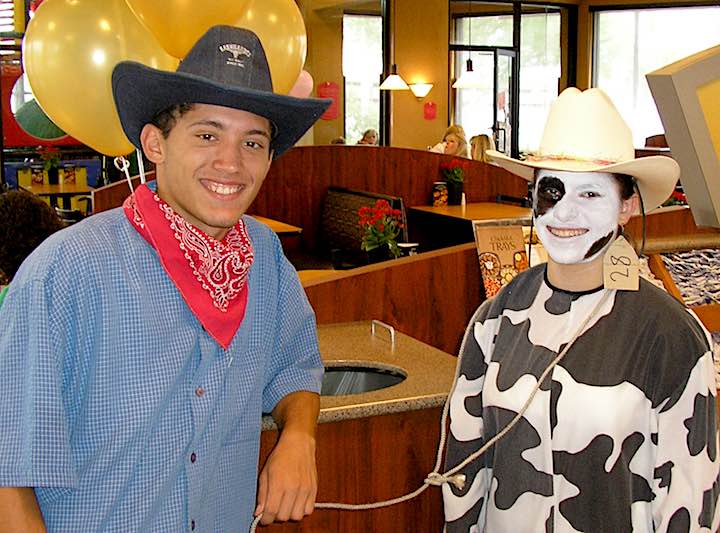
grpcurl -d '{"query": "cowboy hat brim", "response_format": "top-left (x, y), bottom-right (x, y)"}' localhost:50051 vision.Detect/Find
top-left (112, 61), bottom-right (331, 159)
top-left (487, 149), bottom-right (680, 212)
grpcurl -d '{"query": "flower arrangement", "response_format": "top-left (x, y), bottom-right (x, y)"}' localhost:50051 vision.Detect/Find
top-left (358, 199), bottom-right (403, 259)
top-left (662, 190), bottom-right (688, 207)
top-left (440, 159), bottom-right (465, 183)
top-left (38, 145), bottom-right (61, 172)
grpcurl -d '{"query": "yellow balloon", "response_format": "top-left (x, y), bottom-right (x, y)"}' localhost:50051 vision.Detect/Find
top-left (23, 0), bottom-right (178, 156)
top-left (235, 0), bottom-right (307, 94)
top-left (125, 0), bottom-right (252, 59)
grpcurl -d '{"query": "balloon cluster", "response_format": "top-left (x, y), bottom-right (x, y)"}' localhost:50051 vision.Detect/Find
top-left (23, 0), bottom-right (311, 156)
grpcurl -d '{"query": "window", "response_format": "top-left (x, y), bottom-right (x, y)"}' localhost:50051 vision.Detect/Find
top-left (594, 6), bottom-right (720, 147)
top-left (452, 9), bottom-right (560, 152)
top-left (342, 14), bottom-right (382, 145)
top-left (518, 9), bottom-right (560, 152)
top-left (11, 73), bottom-right (34, 114)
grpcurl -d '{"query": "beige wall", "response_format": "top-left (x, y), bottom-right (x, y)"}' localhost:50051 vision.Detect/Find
top-left (300, 0), bottom-right (345, 145)
top-left (391, 0), bottom-right (449, 149)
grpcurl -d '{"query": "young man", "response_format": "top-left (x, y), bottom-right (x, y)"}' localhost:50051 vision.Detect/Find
top-left (0, 26), bottom-right (330, 532)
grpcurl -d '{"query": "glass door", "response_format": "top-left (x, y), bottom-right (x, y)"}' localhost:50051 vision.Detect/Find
top-left (494, 49), bottom-right (516, 156)
top-left (453, 50), bottom-right (495, 140)
top-left (451, 46), bottom-right (517, 157)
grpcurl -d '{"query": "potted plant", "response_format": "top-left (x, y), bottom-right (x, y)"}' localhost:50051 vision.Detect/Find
top-left (38, 145), bottom-right (61, 185)
top-left (358, 199), bottom-right (404, 261)
top-left (440, 159), bottom-right (465, 205)
top-left (662, 189), bottom-right (687, 207)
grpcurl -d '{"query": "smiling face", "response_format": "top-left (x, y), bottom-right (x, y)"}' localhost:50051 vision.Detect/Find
top-left (141, 103), bottom-right (273, 240)
top-left (533, 169), bottom-right (625, 264)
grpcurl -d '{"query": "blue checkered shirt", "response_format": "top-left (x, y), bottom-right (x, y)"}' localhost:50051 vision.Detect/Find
top-left (0, 208), bottom-right (323, 532)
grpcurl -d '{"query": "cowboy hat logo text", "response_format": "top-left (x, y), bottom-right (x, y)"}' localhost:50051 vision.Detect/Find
top-left (219, 44), bottom-right (252, 67)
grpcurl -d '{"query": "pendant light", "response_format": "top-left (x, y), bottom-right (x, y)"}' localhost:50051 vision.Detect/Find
top-left (452, 1), bottom-right (483, 89)
top-left (379, 1), bottom-right (409, 91)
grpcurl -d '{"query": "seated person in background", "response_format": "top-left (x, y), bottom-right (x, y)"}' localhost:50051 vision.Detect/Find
top-left (330, 136), bottom-right (346, 145)
top-left (430, 125), bottom-right (469, 157)
top-left (0, 189), bottom-right (65, 308)
top-left (470, 134), bottom-right (495, 162)
top-left (357, 128), bottom-right (378, 145)
top-left (444, 132), bottom-right (469, 158)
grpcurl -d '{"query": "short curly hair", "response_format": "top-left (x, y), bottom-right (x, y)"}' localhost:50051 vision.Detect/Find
top-left (0, 190), bottom-right (65, 283)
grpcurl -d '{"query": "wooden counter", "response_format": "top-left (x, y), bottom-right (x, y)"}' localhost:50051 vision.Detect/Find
top-left (408, 202), bottom-right (531, 250)
top-left (260, 322), bottom-right (455, 533)
top-left (303, 242), bottom-right (483, 355)
top-left (410, 202), bottom-right (531, 221)
top-left (263, 322), bottom-right (457, 429)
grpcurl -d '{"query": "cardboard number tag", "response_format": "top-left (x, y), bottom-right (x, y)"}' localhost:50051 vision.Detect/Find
top-left (603, 235), bottom-right (639, 291)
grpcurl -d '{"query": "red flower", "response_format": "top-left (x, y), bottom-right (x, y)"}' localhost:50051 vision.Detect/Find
top-left (357, 199), bottom-right (403, 258)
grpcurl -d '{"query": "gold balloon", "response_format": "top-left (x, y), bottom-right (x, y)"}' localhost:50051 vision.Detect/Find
top-left (125, 0), bottom-right (252, 59)
top-left (23, 0), bottom-right (178, 156)
top-left (235, 0), bottom-right (307, 94)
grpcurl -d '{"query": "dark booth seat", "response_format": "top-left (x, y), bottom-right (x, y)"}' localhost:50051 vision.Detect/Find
top-left (288, 186), bottom-right (409, 271)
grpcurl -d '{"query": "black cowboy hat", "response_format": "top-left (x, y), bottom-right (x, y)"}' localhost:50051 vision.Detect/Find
top-left (112, 25), bottom-right (330, 158)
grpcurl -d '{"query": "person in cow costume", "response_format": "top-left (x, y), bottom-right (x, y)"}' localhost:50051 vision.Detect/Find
top-left (443, 88), bottom-right (720, 532)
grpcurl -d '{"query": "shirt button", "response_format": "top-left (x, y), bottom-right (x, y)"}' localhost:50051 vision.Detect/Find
top-left (190, 452), bottom-right (197, 463)
top-left (195, 387), bottom-right (205, 397)
top-left (191, 519), bottom-right (195, 530)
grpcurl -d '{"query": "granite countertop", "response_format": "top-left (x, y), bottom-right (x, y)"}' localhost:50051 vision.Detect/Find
top-left (262, 321), bottom-right (458, 430)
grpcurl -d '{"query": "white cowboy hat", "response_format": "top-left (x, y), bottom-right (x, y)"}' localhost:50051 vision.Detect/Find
top-left (487, 87), bottom-right (680, 211)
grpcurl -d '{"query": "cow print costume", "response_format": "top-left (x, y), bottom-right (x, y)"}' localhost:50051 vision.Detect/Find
top-left (444, 265), bottom-right (720, 532)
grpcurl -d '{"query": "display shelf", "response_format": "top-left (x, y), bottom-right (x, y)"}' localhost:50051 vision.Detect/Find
top-left (646, 254), bottom-right (684, 304)
top-left (692, 305), bottom-right (720, 334)
top-left (646, 253), bottom-right (720, 332)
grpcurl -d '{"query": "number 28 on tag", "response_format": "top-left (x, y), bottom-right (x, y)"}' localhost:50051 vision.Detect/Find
top-left (603, 235), bottom-right (639, 291)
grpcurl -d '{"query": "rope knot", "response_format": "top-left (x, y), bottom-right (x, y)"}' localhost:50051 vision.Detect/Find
top-left (424, 472), bottom-right (466, 490)
top-left (114, 156), bottom-right (130, 172)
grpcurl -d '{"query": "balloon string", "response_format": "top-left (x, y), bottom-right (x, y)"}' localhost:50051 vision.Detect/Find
top-left (136, 149), bottom-right (146, 185)
top-left (114, 156), bottom-right (134, 194)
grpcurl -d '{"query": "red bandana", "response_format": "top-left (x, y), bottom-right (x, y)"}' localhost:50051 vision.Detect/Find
top-left (123, 183), bottom-right (253, 349)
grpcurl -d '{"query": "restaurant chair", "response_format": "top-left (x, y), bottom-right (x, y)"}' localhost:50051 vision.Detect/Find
top-left (76, 195), bottom-right (93, 216)
top-left (55, 206), bottom-right (85, 226)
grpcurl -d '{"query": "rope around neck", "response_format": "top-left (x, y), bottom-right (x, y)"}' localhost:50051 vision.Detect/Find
top-left (249, 289), bottom-right (613, 532)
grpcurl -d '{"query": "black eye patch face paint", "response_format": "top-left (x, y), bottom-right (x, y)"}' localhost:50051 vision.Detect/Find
top-left (583, 228), bottom-right (616, 260)
top-left (535, 176), bottom-right (566, 218)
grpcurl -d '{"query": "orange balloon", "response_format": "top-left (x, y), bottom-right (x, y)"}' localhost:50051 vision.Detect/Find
top-left (24, 0), bottom-right (178, 156)
top-left (235, 0), bottom-right (307, 94)
top-left (125, 0), bottom-right (252, 59)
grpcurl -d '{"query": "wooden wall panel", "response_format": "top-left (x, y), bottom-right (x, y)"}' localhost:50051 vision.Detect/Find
top-left (251, 146), bottom-right (528, 252)
top-left (259, 407), bottom-right (445, 533)
top-left (626, 206), bottom-right (720, 240)
top-left (91, 147), bottom-right (527, 258)
top-left (92, 175), bottom-right (145, 214)
top-left (304, 243), bottom-right (483, 355)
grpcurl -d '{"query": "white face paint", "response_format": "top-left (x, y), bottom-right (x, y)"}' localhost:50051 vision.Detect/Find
top-left (533, 169), bottom-right (621, 265)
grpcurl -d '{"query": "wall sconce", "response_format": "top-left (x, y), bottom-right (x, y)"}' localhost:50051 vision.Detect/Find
top-left (409, 83), bottom-right (433, 99)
